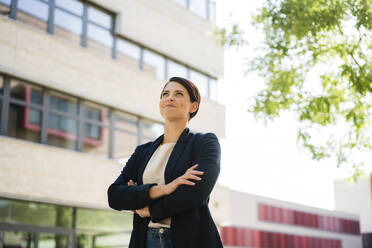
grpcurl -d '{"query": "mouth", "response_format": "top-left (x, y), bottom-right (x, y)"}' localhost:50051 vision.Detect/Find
top-left (165, 105), bottom-right (176, 108)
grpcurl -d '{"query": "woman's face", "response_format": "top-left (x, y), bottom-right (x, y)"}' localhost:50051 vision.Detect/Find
top-left (159, 82), bottom-right (198, 122)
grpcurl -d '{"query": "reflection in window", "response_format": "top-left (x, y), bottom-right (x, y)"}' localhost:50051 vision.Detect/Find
top-left (209, 78), bottom-right (218, 101)
top-left (168, 60), bottom-right (187, 79)
top-left (49, 93), bottom-right (77, 114)
top-left (117, 39), bottom-right (141, 62)
top-left (0, 198), bottom-right (74, 228)
top-left (10, 79), bottom-right (43, 104)
top-left (87, 23), bottom-right (113, 57)
top-left (143, 50), bottom-right (165, 80)
top-left (18, 0), bottom-right (49, 31)
top-left (88, 6), bottom-right (111, 28)
top-left (39, 233), bottom-right (68, 248)
top-left (47, 113), bottom-right (78, 150)
top-left (3, 231), bottom-right (35, 248)
top-left (189, 70), bottom-right (208, 97)
top-left (55, 0), bottom-right (83, 16)
top-left (0, 75), bottom-right (4, 97)
top-left (8, 104), bottom-right (41, 143)
top-left (114, 111), bottom-right (138, 133)
top-left (189, 0), bottom-right (207, 19)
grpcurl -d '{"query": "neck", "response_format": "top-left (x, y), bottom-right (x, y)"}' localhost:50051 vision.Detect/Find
top-left (162, 119), bottom-right (187, 144)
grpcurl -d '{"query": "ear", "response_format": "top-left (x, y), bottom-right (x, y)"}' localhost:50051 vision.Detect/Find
top-left (189, 101), bottom-right (199, 114)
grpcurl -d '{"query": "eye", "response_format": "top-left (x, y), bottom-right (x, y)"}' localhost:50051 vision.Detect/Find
top-left (162, 92), bottom-right (168, 97)
top-left (176, 92), bottom-right (183, 96)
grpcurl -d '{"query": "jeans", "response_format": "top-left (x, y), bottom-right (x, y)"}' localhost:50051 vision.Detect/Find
top-left (145, 227), bottom-right (173, 248)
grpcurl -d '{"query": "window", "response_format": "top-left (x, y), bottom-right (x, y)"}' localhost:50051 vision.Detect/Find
top-left (54, 0), bottom-right (83, 45)
top-left (47, 91), bottom-right (78, 150)
top-left (143, 49), bottom-right (166, 80)
top-left (141, 119), bottom-right (163, 141)
top-left (17, 0), bottom-right (49, 31)
top-left (189, 0), bottom-right (207, 19)
top-left (167, 60), bottom-right (187, 78)
top-left (209, 78), bottom-right (218, 101)
top-left (208, 0), bottom-right (216, 23)
top-left (86, 5), bottom-right (113, 57)
top-left (117, 39), bottom-right (141, 66)
top-left (0, 0), bottom-right (10, 16)
top-left (82, 102), bottom-right (109, 159)
top-left (172, 0), bottom-right (187, 8)
top-left (189, 70), bottom-right (208, 97)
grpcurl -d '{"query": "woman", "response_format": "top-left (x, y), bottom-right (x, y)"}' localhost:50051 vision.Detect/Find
top-left (107, 77), bottom-right (223, 248)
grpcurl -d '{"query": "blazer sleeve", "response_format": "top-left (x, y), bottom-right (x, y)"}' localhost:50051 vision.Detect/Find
top-left (107, 145), bottom-right (157, 211)
top-left (149, 133), bottom-right (221, 222)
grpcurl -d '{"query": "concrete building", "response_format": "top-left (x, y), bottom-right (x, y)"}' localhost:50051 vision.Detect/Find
top-left (210, 184), bottom-right (362, 248)
top-left (334, 174), bottom-right (372, 248)
top-left (0, 0), bottom-right (224, 247)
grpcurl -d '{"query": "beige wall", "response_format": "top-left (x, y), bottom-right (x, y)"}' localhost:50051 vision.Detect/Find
top-left (0, 17), bottom-right (225, 137)
top-left (0, 135), bottom-right (121, 210)
top-left (92, 0), bottom-right (224, 78)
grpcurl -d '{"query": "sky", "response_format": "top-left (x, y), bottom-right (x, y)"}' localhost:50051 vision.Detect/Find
top-left (214, 0), bottom-right (371, 210)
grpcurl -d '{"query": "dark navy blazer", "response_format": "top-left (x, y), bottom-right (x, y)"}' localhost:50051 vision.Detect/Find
top-left (107, 127), bottom-right (223, 248)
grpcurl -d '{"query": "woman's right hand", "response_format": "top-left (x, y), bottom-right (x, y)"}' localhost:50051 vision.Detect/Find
top-left (164, 164), bottom-right (203, 195)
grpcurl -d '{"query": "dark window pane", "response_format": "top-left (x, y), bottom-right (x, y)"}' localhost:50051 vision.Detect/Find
top-left (39, 233), bottom-right (68, 248)
top-left (49, 91), bottom-right (77, 114)
top-left (143, 49), bottom-right (165, 80)
top-left (8, 103), bottom-right (41, 143)
top-left (55, 9), bottom-right (83, 36)
top-left (3, 231), bottom-right (35, 248)
top-left (189, 0), bottom-right (207, 19)
top-left (0, 101), bottom-right (2, 125)
top-left (47, 113), bottom-right (77, 150)
top-left (18, 0), bottom-right (49, 31)
top-left (0, 198), bottom-right (74, 227)
top-left (87, 6), bottom-right (111, 28)
top-left (10, 79), bottom-right (43, 105)
top-left (82, 125), bottom-right (109, 159)
top-left (55, 0), bottom-right (83, 16)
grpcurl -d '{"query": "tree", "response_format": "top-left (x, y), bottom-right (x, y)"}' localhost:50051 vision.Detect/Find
top-left (214, 0), bottom-right (372, 181)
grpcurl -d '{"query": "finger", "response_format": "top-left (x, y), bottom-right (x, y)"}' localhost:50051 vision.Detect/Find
top-left (181, 179), bottom-right (196, 186)
top-left (185, 175), bottom-right (202, 181)
top-left (190, 170), bottom-right (204, 175)
top-left (187, 164), bottom-right (199, 171)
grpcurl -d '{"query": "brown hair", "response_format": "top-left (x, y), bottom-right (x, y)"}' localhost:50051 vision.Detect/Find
top-left (161, 77), bottom-right (201, 120)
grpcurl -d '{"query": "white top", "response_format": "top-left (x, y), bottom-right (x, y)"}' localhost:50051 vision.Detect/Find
top-left (143, 142), bottom-right (176, 228)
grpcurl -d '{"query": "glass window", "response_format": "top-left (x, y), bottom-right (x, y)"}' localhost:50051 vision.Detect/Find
top-left (189, 70), bottom-right (208, 97)
top-left (209, 78), bottom-right (218, 101)
top-left (82, 103), bottom-right (109, 158)
top-left (0, 0), bottom-right (10, 16)
top-left (39, 233), bottom-right (68, 248)
top-left (55, 0), bottom-right (83, 16)
top-left (172, 0), bottom-right (187, 8)
top-left (54, 9), bottom-right (83, 35)
top-left (114, 111), bottom-right (138, 133)
top-left (49, 92), bottom-right (77, 114)
top-left (3, 231), bottom-right (35, 248)
top-left (0, 198), bottom-right (74, 227)
top-left (141, 119), bottom-right (163, 140)
top-left (189, 0), bottom-right (207, 19)
top-left (87, 6), bottom-right (111, 28)
top-left (18, 0), bottom-right (49, 21)
top-left (10, 79), bottom-right (43, 105)
top-left (208, 0), bottom-right (216, 23)
top-left (143, 49), bottom-right (165, 80)
top-left (87, 23), bottom-right (113, 47)
top-left (8, 103), bottom-right (41, 143)
top-left (114, 131), bottom-right (138, 163)
top-left (167, 60), bottom-right (187, 78)
top-left (0, 75), bottom-right (4, 98)
top-left (47, 114), bottom-right (78, 150)
top-left (117, 39), bottom-right (141, 61)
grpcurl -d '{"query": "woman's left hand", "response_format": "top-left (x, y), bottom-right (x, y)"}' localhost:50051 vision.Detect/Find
top-left (135, 206), bottom-right (150, 218)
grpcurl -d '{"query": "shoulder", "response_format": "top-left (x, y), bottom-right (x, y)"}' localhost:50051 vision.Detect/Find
top-left (190, 131), bottom-right (219, 145)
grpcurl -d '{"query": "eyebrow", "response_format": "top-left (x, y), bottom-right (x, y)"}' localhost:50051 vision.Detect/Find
top-left (162, 90), bottom-right (184, 93)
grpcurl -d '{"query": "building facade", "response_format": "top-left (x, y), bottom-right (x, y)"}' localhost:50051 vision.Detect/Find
top-left (210, 185), bottom-right (362, 248)
top-left (0, 0), bottom-right (224, 247)
top-left (334, 174), bottom-right (372, 248)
